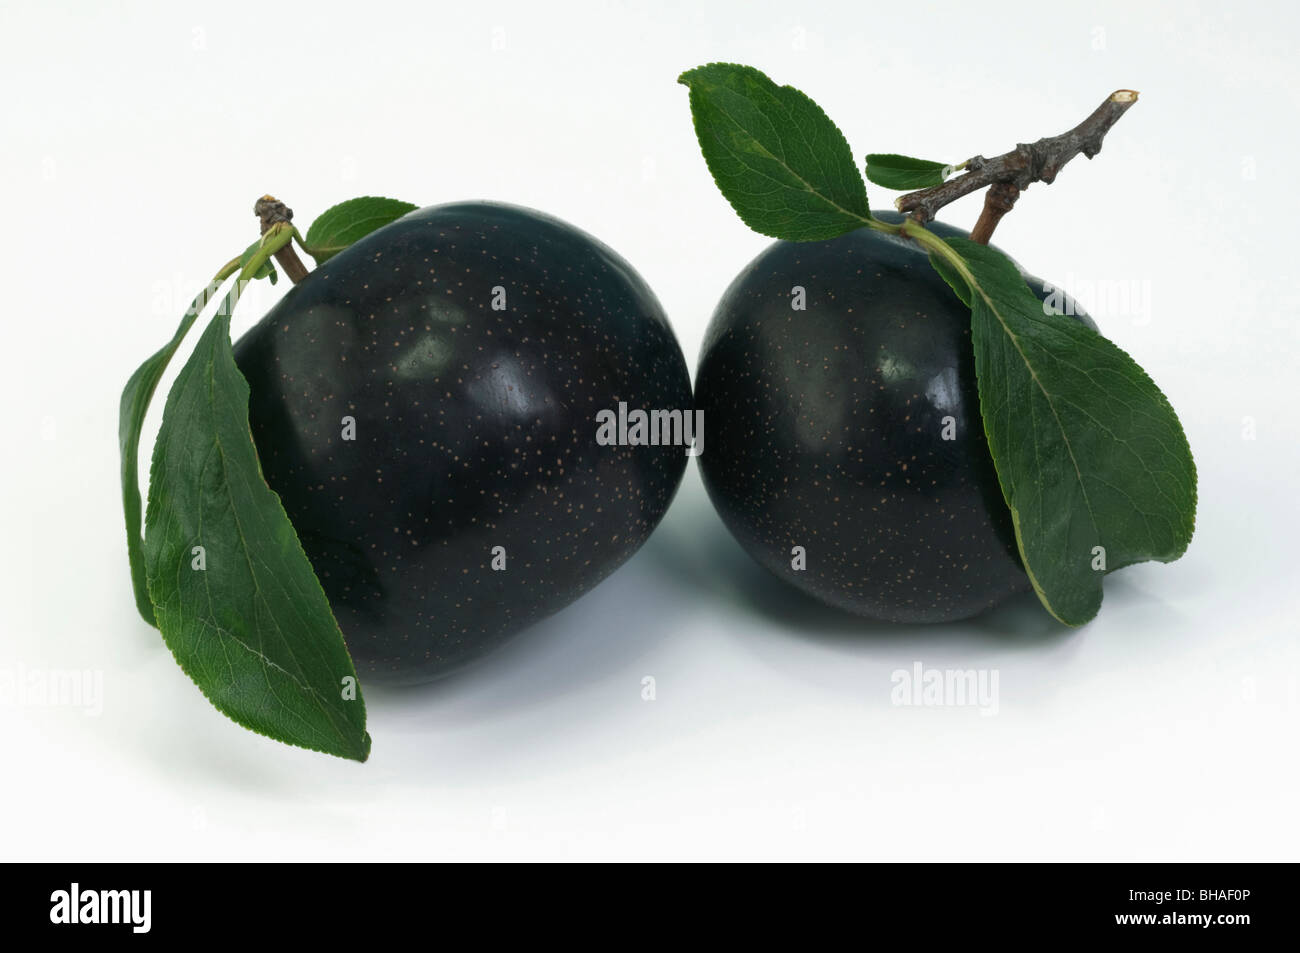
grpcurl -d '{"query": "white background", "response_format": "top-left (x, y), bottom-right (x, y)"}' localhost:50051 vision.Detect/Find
top-left (2, 0), bottom-right (1297, 861)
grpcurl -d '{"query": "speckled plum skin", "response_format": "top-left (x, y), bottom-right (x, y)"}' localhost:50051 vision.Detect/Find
top-left (695, 215), bottom-right (1093, 623)
top-left (234, 202), bottom-right (692, 684)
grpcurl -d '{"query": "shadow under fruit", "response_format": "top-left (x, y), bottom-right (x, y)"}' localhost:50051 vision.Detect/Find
top-left (234, 202), bottom-right (692, 684)
top-left (695, 213), bottom-right (1094, 623)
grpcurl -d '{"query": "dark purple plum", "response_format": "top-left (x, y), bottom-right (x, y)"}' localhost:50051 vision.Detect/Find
top-left (235, 202), bottom-right (692, 683)
top-left (695, 214), bottom-right (1092, 623)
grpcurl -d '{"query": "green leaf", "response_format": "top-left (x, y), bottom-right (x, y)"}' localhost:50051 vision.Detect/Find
top-left (928, 237), bottom-right (1196, 625)
top-left (119, 269), bottom-right (236, 626)
top-left (865, 153), bottom-right (951, 190)
top-left (928, 251), bottom-right (971, 308)
top-left (143, 307), bottom-right (370, 761)
top-left (678, 63), bottom-right (870, 241)
top-left (239, 239), bottom-right (279, 285)
top-left (303, 196), bottom-right (418, 263)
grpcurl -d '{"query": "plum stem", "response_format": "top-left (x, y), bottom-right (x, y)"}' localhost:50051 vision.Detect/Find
top-left (253, 195), bottom-right (311, 283)
top-left (896, 90), bottom-right (1139, 244)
